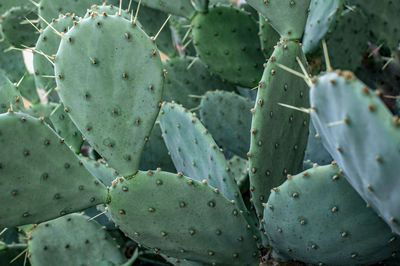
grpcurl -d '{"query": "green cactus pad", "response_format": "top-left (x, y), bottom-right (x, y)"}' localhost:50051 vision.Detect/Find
top-left (247, 0), bottom-right (311, 40)
top-left (353, 0), bottom-right (400, 55)
top-left (310, 70), bottom-right (400, 235)
top-left (249, 40), bottom-right (310, 219)
top-left (0, 112), bottom-right (107, 227)
top-left (55, 15), bottom-right (164, 177)
top-left (259, 14), bottom-right (280, 58)
top-left (139, 122), bottom-right (176, 173)
top-left (108, 170), bottom-right (259, 265)
top-left (28, 213), bottom-right (126, 266)
top-left (302, 0), bottom-right (344, 53)
top-left (0, 71), bottom-right (24, 113)
top-left (304, 121), bottom-right (332, 165)
top-left (159, 102), bottom-right (247, 211)
top-left (133, 0), bottom-right (196, 19)
top-left (264, 164), bottom-right (400, 265)
top-left (33, 14), bottom-right (78, 90)
top-left (199, 91), bottom-right (253, 158)
top-left (16, 73), bottom-right (39, 105)
top-left (0, 41), bottom-right (26, 82)
top-left (324, 6), bottom-right (369, 71)
top-left (38, 0), bottom-right (103, 27)
top-left (23, 102), bottom-right (58, 127)
top-left (192, 5), bottom-right (264, 88)
top-left (0, 6), bottom-right (38, 48)
top-left (49, 104), bottom-right (83, 154)
top-left (79, 156), bottom-right (118, 186)
top-left (163, 57), bottom-right (235, 109)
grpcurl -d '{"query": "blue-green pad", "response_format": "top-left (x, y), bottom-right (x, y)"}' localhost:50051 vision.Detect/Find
top-left (28, 213), bottom-right (126, 266)
top-left (249, 40), bottom-right (310, 219)
top-left (246, 0), bottom-right (311, 40)
top-left (0, 112), bottom-right (106, 227)
top-left (310, 71), bottom-right (400, 235)
top-left (199, 91), bottom-right (253, 158)
top-left (55, 15), bottom-right (164, 177)
top-left (159, 102), bottom-right (248, 213)
top-left (264, 164), bottom-right (400, 265)
top-left (192, 5), bottom-right (265, 88)
top-left (33, 14), bottom-right (79, 90)
top-left (50, 104), bottom-right (83, 154)
top-left (108, 170), bottom-right (259, 265)
top-left (133, 0), bottom-right (196, 19)
top-left (0, 6), bottom-right (38, 48)
top-left (302, 0), bottom-right (344, 53)
top-left (163, 56), bottom-right (236, 109)
top-left (258, 14), bottom-right (280, 58)
top-left (79, 156), bottom-right (118, 186)
top-left (139, 122), bottom-right (176, 173)
top-left (0, 71), bottom-right (24, 113)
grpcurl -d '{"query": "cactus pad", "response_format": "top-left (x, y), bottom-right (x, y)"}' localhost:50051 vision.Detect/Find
top-left (310, 70), bottom-right (400, 235)
top-left (192, 5), bottom-right (264, 88)
top-left (55, 15), bottom-right (164, 177)
top-left (28, 213), bottom-right (126, 265)
top-left (0, 112), bottom-right (107, 227)
top-left (108, 170), bottom-right (259, 265)
top-left (0, 72), bottom-right (24, 113)
top-left (264, 164), bottom-right (400, 265)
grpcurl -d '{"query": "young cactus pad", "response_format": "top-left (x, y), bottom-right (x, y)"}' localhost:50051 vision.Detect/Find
top-left (310, 70), bottom-right (400, 235)
top-left (0, 112), bottom-right (106, 227)
top-left (264, 164), bottom-right (400, 265)
top-left (108, 170), bottom-right (259, 265)
top-left (55, 14), bottom-right (164, 177)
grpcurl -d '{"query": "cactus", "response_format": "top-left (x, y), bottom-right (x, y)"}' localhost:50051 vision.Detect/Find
top-left (191, 5), bottom-right (265, 88)
top-left (264, 164), bottom-right (400, 264)
top-left (310, 70), bottom-right (400, 235)
top-left (1, 0), bottom-right (400, 265)
top-left (55, 14), bottom-right (164, 177)
top-left (0, 6), bottom-right (38, 48)
top-left (199, 90), bottom-right (253, 158)
top-left (0, 112), bottom-right (107, 227)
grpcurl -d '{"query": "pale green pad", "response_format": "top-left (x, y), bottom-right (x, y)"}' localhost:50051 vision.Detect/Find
top-left (108, 170), bottom-right (259, 265)
top-left (310, 71), bottom-right (400, 235)
top-left (28, 213), bottom-right (125, 266)
top-left (79, 155), bottom-right (118, 186)
top-left (55, 15), bottom-right (164, 177)
top-left (0, 112), bottom-right (106, 227)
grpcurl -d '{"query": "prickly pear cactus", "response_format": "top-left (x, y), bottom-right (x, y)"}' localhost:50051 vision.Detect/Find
top-left (55, 14), bottom-right (164, 177)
